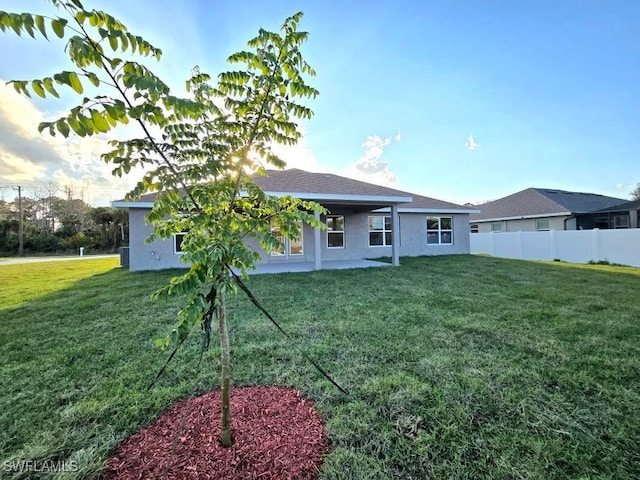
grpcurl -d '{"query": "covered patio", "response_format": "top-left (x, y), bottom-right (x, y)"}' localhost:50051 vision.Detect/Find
top-left (240, 259), bottom-right (391, 275)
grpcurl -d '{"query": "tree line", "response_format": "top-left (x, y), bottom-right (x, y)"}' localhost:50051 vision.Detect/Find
top-left (0, 186), bottom-right (128, 256)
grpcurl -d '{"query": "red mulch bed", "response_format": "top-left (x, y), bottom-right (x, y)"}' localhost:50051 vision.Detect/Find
top-left (102, 386), bottom-right (330, 480)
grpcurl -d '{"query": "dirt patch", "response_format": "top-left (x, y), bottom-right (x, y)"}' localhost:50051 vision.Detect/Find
top-left (103, 386), bottom-right (329, 479)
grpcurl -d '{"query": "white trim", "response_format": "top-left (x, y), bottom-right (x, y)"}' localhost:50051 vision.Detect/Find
top-left (473, 212), bottom-right (572, 222)
top-left (326, 215), bottom-right (345, 249)
top-left (112, 201), bottom-right (155, 209)
top-left (368, 215), bottom-right (393, 247)
top-left (426, 216), bottom-right (454, 246)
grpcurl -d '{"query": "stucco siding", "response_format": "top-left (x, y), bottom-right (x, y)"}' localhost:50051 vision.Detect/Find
top-left (290, 212), bottom-right (469, 260)
top-left (126, 209), bottom-right (472, 271)
top-left (474, 215), bottom-right (572, 233)
top-left (128, 209), bottom-right (188, 271)
top-left (399, 214), bottom-right (470, 256)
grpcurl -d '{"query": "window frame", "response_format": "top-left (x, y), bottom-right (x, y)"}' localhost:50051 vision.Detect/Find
top-left (368, 215), bottom-right (393, 247)
top-left (426, 216), bottom-right (454, 245)
top-left (535, 218), bottom-right (550, 231)
top-left (490, 222), bottom-right (503, 233)
top-left (326, 215), bottom-right (345, 249)
top-left (174, 232), bottom-right (187, 255)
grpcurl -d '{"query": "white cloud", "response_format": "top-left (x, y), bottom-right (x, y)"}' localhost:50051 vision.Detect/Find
top-left (269, 125), bottom-right (325, 173)
top-left (343, 133), bottom-right (401, 187)
top-left (0, 80), bottom-right (144, 206)
top-left (465, 134), bottom-right (480, 151)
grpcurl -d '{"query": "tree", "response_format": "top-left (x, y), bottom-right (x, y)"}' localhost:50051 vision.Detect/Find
top-left (1, 0), bottom-right (324, 447)
top-left (631, 183), bottom-right (640, 201)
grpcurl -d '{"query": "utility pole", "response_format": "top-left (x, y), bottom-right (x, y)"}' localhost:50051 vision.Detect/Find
top-left (17, 185), bottom-right (24, 256)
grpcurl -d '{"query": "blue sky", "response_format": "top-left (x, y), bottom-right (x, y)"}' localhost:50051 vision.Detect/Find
top-left (0, 0), bottom-right (638, 205)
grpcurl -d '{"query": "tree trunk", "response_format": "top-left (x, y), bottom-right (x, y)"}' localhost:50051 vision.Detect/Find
top-left (217, 287), bottom-right (232, 447)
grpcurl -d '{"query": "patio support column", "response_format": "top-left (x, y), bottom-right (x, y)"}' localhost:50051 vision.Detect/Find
top-left (314, 210), bottom-right (322, 270)
top-left (391, 204), bottom-right (400, 266)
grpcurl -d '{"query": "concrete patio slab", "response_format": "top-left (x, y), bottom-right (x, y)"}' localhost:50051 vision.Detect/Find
top-left (240, 259), bottom-right (391, 275)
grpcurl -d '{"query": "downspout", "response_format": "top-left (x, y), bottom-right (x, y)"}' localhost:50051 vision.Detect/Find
top-left (564, 215), bottom-right (575, 230)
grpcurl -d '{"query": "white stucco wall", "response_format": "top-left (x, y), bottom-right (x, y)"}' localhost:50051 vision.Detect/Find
top-left (128, 209), bottom-right (188, 271)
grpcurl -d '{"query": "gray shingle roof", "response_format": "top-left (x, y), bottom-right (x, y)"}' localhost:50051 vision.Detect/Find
top-left (256, 169), bottom-right (469, 210)
top-left (132, 169), bottom-right (471, 211)
top-left (593, 198), bottom-right (640, 213)
top-left (470, 188), bottom-right (628, 221)
top-left (254, 169), bottom-right (410, 197)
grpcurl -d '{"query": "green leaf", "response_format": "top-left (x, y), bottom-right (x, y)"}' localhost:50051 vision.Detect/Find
top-left (78, 114), bottom-right (94, 136)
top-left (11, 80), bottom-right (30, 98)
top-left (67, 72), bottom-right (83, 94)
top-left (127, 33), bottom-right (137, 53)
top-left (104, 111), bottom-right (117, 127)
top-left (42, 78), bottom-right (59, 98)
top-left (31, 80), bottom-right (46, 98)
top-left (34, 15), bottom-right (47, 39)
top-left (67, 116), bottom-right (86, 137)
top-left (86, 72), bottom-right (100, 87)
top-left (8, 13), bottom-right (22, 36)
top-left (108, 35), bottom-right (117, 51)
top-left (91, 109), bottom-right (110, 133)
top-left (120, 33), bottom-right (128, 52)
top-left (21, 14), bottom-right (35, 38)
top-left (56, 118), bottom-right (70, 138)
top-left (51, 18), bottom-right (66, 38)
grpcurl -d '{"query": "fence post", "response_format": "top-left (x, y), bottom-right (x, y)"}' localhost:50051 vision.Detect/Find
top-left (549, 230), bottom-right (556, 260)
top-left (592, 228), bottom-right (600, 261)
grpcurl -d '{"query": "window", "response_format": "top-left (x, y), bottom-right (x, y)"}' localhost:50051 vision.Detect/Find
top-left (289, 221), bottom-right (304, 255)
top-left (470, 224), bottom-right (479, 234)
top-left (326, 215), bottom-right (345, 248)
top-left (174, 232), bottom-right (187, 254)
top-left (491, 222), bottom-right (503, 232)
top-left (368, 216), bottom-right (392, 246)
top-left (270, 220), bottom-right (303, 256)
top-left (612, 214), bottom-right (629, 229)
top-left (270, 223), bottom-right (285, 256)
top-left (535, 218), bottom-right (550, 231)
top-left (427, 217), bottom-right (453, 245)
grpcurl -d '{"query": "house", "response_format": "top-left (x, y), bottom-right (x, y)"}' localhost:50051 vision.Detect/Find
top-left (469, 188), bottom-right (628, 233)
top-left (113, 169), bottom-right (478, 272)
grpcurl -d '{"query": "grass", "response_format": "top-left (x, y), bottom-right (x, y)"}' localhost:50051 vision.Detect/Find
top-left (1, 255), bottom-right (639, 479)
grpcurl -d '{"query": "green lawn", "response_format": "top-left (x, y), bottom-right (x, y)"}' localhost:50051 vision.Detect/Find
top-left (1, 255), bottom-right (639, 479)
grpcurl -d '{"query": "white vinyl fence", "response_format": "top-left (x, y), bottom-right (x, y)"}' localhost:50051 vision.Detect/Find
top-left (471, 229), bottom-right (640, 267)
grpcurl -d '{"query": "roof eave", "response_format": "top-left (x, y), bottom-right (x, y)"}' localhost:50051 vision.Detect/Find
top-left (375, 207), bottom-right (479, 214)
top-left (111, 201), bottom-right (155, 209)
top-left (111, 192), bottom-right (413, 209)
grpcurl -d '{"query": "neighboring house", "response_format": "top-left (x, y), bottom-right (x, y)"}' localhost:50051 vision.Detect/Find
top-left (113, 169), bottom-right (478, 271)
top-left (470, 188), bottom-right (628, 233)
top-left (581, 198), bottom-right (640, 229)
